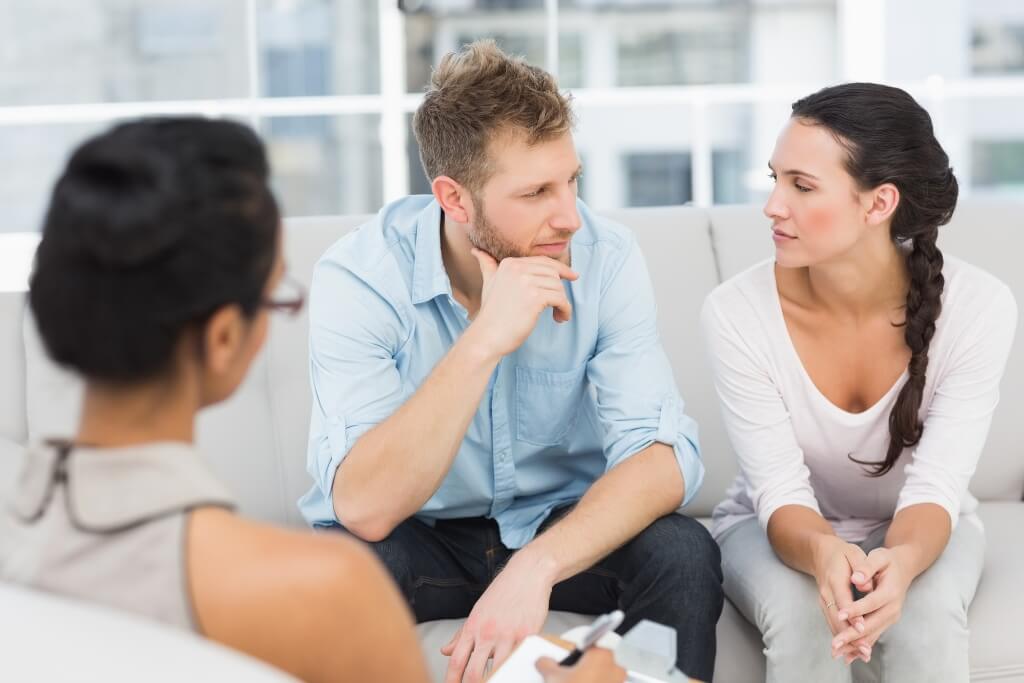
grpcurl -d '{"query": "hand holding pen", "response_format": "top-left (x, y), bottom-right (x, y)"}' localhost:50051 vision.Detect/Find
top-left (560, 610), bottom-right (625, 666)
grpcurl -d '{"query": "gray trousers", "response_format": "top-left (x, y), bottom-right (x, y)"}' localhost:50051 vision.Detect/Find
top-left (718, 516), bottom-right (985, 683)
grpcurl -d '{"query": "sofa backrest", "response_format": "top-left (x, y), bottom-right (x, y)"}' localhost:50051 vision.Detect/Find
top-left (0, 293), bottom-right (27, 446)
top-left (12, 207), bottom-right (733, 523)
top-left (269, 216), bottom-right (375, 525)
top-left (7, 201), bottom-right (1023, 529)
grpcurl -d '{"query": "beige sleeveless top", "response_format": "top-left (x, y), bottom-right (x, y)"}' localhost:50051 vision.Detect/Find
top-left (1, 440), bottom-right (235, 631)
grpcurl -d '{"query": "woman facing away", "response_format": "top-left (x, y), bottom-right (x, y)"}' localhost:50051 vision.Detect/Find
top-left (701, 83), bottom-right (1016, 682)
top-left (0, 118), bottom-right (622, 683)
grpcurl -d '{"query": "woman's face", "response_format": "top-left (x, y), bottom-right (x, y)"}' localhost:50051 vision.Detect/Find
top-left (764, 118), bottom-right (872, 269)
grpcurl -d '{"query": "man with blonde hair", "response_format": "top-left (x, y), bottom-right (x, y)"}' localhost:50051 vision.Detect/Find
top-left (300, 40), bottom-right (723, 682)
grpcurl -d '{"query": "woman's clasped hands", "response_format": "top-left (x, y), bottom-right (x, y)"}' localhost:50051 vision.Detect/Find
top-left (813, 537), bottom-right (913, 665)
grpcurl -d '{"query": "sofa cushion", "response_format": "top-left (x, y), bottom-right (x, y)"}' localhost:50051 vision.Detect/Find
top-left (969, 501), bottom-right (1024, 680)
top-left (413, 588), bottom-right (767, 682)
top-left (417, 611), bottom-right (589, 681)
top-left (413, 515), bottom-right (767, 683)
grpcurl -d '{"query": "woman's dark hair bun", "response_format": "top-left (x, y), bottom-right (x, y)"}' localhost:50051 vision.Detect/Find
top-left (54, 139), bottom-right (186, 268)
top-left (30, 117), bottom-right (280, 383)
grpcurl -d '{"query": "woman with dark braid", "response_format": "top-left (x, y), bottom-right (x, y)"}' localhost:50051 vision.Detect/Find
top-left (701, 83), bottom-right (1016, 682)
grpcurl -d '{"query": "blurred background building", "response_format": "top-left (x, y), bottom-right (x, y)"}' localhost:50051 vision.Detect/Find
top-left (1, 0), bottom-right (1023, 253)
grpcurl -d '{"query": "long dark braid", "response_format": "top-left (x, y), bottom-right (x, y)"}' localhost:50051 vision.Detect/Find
top-left (792, 84), bottom-right (958, 477)
top-left (872, 227), bottom-right (945, 475)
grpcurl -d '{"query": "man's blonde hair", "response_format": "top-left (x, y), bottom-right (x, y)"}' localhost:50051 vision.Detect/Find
top-left (413, 40), bottom-right (575, 192)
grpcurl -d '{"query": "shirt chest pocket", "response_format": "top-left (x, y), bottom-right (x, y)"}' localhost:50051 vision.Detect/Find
top-left (515, 364), bottom-right (588, 447)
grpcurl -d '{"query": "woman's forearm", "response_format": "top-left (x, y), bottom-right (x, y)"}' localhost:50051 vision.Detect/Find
top-left (766, 504), bottom-right (842, 576)
top-left (885, 503), bottom-right (952, 580)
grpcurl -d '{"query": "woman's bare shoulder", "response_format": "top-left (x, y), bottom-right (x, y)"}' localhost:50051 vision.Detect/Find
top-left (185, 508), bottom-right (426, 682)
top-left (187, 508), bottom-right (379, 604)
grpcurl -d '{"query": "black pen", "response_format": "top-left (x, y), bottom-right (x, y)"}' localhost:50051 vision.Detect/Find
top-left (559, 609), bottom-right (625, 666)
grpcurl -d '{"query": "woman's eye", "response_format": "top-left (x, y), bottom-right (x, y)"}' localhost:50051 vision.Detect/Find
top-left (767, 172), bottom-right (777, 182)
top-left (524, 188), bottom-right (544, 198)
top-left (795, 182), bottom-right (811, 193)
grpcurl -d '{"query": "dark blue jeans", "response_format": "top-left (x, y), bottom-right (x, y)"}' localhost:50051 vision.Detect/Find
top-left (360, 511), bottom-right (724, 682)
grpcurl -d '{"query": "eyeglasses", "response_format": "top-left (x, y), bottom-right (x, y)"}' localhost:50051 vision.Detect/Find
top-left (260, 273), bottom-right (305, 316)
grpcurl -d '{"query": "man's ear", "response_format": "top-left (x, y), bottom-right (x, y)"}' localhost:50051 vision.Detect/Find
top-left (201, 305), bottom-right (245, 376)
top-left (432, 176), bottom-right (471, 223)
top-left (864, 182), bottom-right (900, 227)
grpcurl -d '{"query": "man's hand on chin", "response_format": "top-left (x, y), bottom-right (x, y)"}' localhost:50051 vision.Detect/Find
top-left (441, 548), bottom-right (557, 683)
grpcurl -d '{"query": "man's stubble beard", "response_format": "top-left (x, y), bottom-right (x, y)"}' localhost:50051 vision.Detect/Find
top-left (466, 193), bottom-right (528, 262)
top-left (466, 193), bottom-right (574, 265)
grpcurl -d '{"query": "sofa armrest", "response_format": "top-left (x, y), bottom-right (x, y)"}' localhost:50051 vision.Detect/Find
top-left (0, 583), bottom-right (297, 682)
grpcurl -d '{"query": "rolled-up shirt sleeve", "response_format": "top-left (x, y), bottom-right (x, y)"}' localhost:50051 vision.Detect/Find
top-left (896, 284), bottom-right (1017, 527)
top-left (700, 289), bottom-right (821, 530)
top-left (585, 235), bottom-right (704, 508)
top-left (306, 255), bottom-right (408, 508)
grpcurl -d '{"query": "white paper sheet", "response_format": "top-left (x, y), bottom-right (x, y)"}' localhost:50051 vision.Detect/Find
top-left (487, 635), bottom-right (571, 683)
top-left (488, 635), bottom-right (671, 683)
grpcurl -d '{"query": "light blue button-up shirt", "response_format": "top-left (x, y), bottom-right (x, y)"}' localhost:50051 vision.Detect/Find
top-left (299, 195), bottom-right (704, 548)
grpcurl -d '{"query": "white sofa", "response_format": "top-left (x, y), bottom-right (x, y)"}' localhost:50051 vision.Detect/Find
top-left (1, 202), bottom-right (1022, 682)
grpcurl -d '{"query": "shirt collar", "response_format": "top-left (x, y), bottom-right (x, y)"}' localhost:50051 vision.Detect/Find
top-left (13, 440), bottom-right (236, 532)
top-left (410, 199), bottom-right (454, 305)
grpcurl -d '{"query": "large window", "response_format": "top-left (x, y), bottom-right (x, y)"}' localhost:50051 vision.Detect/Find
top-left (626, 152), bottom-right (693, 207)
top-left (616, 16), bottom-right (748, 86)
top-left (972, 23), bottom-right (1024, 75)
top-left (0, 2), bottom-right (250, 106)
top-left (973, 140), bottom-right (1024, 190)
top-left (2, 0), bottom-right (1024, 258)
top-left (259, 0), bottom-right (380, 97)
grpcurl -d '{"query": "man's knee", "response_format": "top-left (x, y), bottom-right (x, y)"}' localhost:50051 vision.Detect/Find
top-left (630, 515), bottom-right (723, 582)
top-left (616, 515), bottom-right (724, 627)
